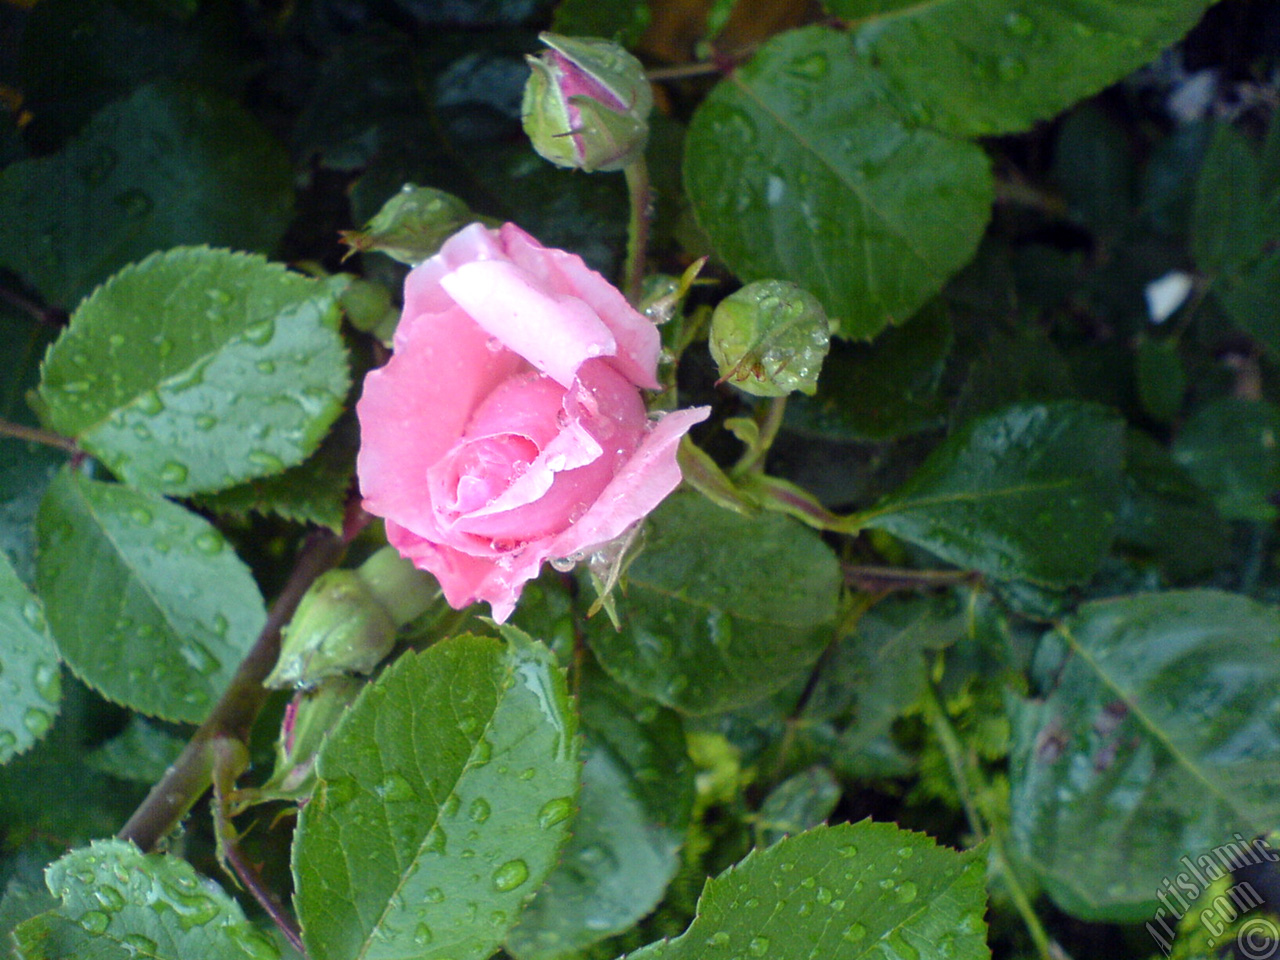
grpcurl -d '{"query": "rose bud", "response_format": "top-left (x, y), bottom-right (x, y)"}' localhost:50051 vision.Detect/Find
top-left (710, 279), bottom-right (831, 397)
top-left (356, 222), bottom-right (710, 622)
top-left (522, 32), bottom-right (653, 173)
top-left (265, 546), bottom-right (439, 689)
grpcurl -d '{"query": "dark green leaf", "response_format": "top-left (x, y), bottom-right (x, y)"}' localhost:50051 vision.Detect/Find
top-left (1193, 123), bottom-right (1265, 276)
top-left (293, 632), bottom-right (579, 960)
top-left (35, 470), bottom-right (266, 723)
top-left (950, 327), bottom-right (1077, 429)
top-left (1134, 337), bottom-right (1185, 423)
top-left (552, 0), bottom-right (651, 47)
top-left (508, 666), bottom-right (692, 960)
top-left (756, 767), bottom-right (841, 847)
top-left (1216, 251), bottom-right (1280, 357)
top-left (684, 26), bottom-right (992, 339)
top-left (623, 821), bottom-right (988, 960)
top-left (0, 82), bottom-right (293, 310)
top-left (1115, 431), bottom-right (1229, 583)
top-left (39, 247), bottom-right (349, 497)
top-left (1052, 105), bottom-right (1136, 235)
top-left (11, 839), bottom-right (279, 959)
top-left (836, 0), bottom-right (1214, 138)
top-left (85, 717), bottom-right (186, 784)
top-left (862, 402), bottom-right (1125, 586)
top-left (0, 552), bottom-right (61, 765)
top-left (785, 302), bottom-right (951, 441)
top-left (586, 492), bottom-right (841, 715)
top-left (1009, 590), bottom-right (1280, 921)
top-left (1173, 397), bottom-right (1280, 522)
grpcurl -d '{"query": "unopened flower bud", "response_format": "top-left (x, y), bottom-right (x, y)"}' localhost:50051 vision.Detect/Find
top-left (522, 32), bottom-right (652, 173)
top-left (266, 546), bottom-right (439, 688)
top-left (710, 280), bottom-right (831, 397)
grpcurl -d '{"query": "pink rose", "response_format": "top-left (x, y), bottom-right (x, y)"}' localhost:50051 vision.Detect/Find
top-left (356, 222), bottom-right (709, 622)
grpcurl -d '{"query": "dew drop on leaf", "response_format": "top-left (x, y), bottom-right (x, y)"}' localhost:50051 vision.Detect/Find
top-left (538, 796), bottom-right (573, 829)
top-left (159, 462), bottom-right (188, 485)
top-left (492, 859), bottom-right (529, 892)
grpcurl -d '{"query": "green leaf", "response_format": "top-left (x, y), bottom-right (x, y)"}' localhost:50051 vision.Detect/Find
top-left (836, 0), bottom-right (1214, 138)
top-left (1009, 590), bottom-right (1280, 921)
top-left (1134, 337), bottom-right (1185, 424)
top-left (35, 470), bottom-right (266, 723)
top-left (11, 839), bottom-right (279, 959)
top-left (0, 552), bottom-right (61, 765)
top-left (623, 821), bottom-right (988, 960)
top-left (551, 0), bottom-right (651, 47)
top-left (0, 81), bottom-right (293, 310)
top-left (1114, 431), bottom-right (1229, 583)
top-left (1215, 251), bottom-right (1280, 357)
top-left (85, 717), bottom-right (186, 784)
top-left (785, 302), bottom-right (951, 441)
top-left (755, 767), bottom-right (842, 847)
top-left (1193, 123), bottom-right (1266, 276)
top-left (292, 632), bottom-right (580, 960)
top-left (684, 26), bottom-right (992, 339)
top-left (39, 247), bottom-right (349, 497)
top-left (861, 402), bottom-right (1124, 586)
top-left (586, 492), bottom-right (841, 715)
top-left (342, 185), bottom-right (476, 266)
top-left (507, 666), bottom-right (693, 960)
top-left (1172, 397), bottom-right (1280, 522)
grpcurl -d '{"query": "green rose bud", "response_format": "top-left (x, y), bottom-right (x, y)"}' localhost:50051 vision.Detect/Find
top-left (709, 280), bottom-right (831, 397)
top-left (522, 32), bottom-right (652, 173)
top-left (265, 546), bottom-right (439, 689)
top-left (340, 184), bottom-right (475, 266)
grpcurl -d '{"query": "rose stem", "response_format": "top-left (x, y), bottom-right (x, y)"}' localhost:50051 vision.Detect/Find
top-left (0, 417), bottom-right (79, 454)
top-left (117, 527), bottom-right (349, 852)
top-left (622, 157), bottom-right (652, 307)
top-left (732, 396), bottom-right (787, 476)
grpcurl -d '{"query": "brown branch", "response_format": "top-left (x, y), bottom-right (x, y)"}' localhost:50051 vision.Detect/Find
top-left (0, 417), bottom-right (79, 454)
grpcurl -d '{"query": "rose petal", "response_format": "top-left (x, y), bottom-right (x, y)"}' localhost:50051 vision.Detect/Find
top-left (397, 223), bottom-right (508, 332)
top-left (500, 223), bottom-right (660, 388)
top-left (441, 260), bottom-right (617, 387)
top-left (357, 304), bottom-right (524, 536)
top-left (546, 405), bottom-right (710, 560)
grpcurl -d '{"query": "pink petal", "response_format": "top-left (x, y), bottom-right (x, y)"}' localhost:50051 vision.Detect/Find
top-left (397, 223), bottom-right (508, 338)
top-left (547, 405), bottom-right (710, 560)
top-left (357, 304), bottom-right (524, 537)
top-left (500, 223), bottom-right (660, 388)
top-left (441, 260), bottom-right (617, 387)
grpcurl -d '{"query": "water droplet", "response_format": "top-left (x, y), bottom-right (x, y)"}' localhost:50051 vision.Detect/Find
top-left (897, 846), bottom-right (914, 859)
top-left (1003, 10), bottom-right (1034, 35)
top-left (133, 424), bottom-right (152, 440)
top-left (518, 767), bottom-right (536, 781)
top-left (816, 886), bottom-right (832, 904)
top-left (194, 531), bottom-right (223, 554)
top-left (79, 910), bottom-right (110, 934)
top-left (485, 337), bottom-right (504, 353)
top-left (34, 662), bottom-right (60, 702)
top-left (843, 923), bottom-right (867, 942)
top-left (492, 859), bottom-right (529, 892)
top-left (211, 613), bottom-right (228, 635)
top-left (23, 707), bottom-right (52, 737)
top-left (242, 320), bottom-right (275, 346)
top-left (749, 936), bottom-right (770, 956)
top-left (538, 797), bottom-right (573, 829)
top-left (122, 934), bottom-right (158, 955)
top-left (471, 738), bottom-right (493, 765)
top-left (425, 887), bottom-right (445, 903)
top-left (248, 450), bottom-right (285, 473)
top-left (997, 54), bottom-right (1026, 81)
top-left (414, 923), bottom-right (433, 945)
top-left (62, 380), bottom-right (91, 394)
top-left (377, 773), bottom-right (416, 802)
top-left (468, 797), bottom-right (491, 822)
top-left (787, 51), bottom-right (828, 79)
top-left (179, 641), bottom-right (219, 676)
top-left (896, 880), bottom-right (918, 903)
top-left (0, 730), bottom-right (15, 754)
top-left (108, 333), bottom-right (126, 349)
top-left (95, 885), bottom-right (126, 911)
top-left (159, 461), bottom-right (188, 485)
top-left (255, 360), bottom-right (276, 375)
top-left (839, 844), bottom-right (858, 858)
top-left (194, 414), bottom-right (217, 432)
top-left (706, 932), bottom-right (731, 948)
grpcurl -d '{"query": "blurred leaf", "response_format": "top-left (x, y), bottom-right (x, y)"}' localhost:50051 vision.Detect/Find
top-left (586, 492), bottom-right (841, 715)
top-left (552, 0), bottom-right (651, 48)
top-left (863, 402), bottom-right (1125, 586)
top-left (1215, 252), bottom-right (1280, 357)
top-left (1193, 123), bottom-right (1266, 276)
top-left (85, 717), bottom-right (186, 784)
top-left (951, 327), bottom-right (1077, 428)
top-left (785, 302), bottom-right (951, 441)
top-left (1173, 397), bottom-right (1280, 522)
top-left (1115, 431), bottom-right (1230, 583)
top-left (1009, 590), bottom-right (1280, 921)
top-left (755, 767), bottom-right (841, 847)
top-left (0, 878), bottom-right (57, 953)
top-left (39, 247), bottom-right (349, 497)
top-left (684, 26), bottom-right (992, 339)
top-left (35, 470), bottom-right (266, 723)
top-left (507, 665), bottom-right (693, 960)
top-left (0, 551), bottom-right (61, 765)
top-left (1134, 336), bottom-right (1185, 423)
top-left (0, 305), bottom-right (66, 584)
top-left (623, 821), bottom-right (988, 960)
top-left (1052, 104), bottom-right (1135, 236)
top-left (0, 82), bottom-right (294, 310)
top-left (12, 839), bottom-right (279, 959)
top-left (293, 632), bottom-right (579, 960)
top-left (834, 0), bottom-right (1214, 138)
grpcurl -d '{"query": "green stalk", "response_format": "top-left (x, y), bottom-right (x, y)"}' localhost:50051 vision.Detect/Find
top-left (622, 158), bottom-right (652, 307)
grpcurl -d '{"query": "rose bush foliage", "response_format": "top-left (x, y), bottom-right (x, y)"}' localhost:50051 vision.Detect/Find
top-left (356, 222), bottom-right (707, 621)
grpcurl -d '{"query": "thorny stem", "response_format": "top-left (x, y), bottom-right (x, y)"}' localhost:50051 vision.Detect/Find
top-left (0, 417), bottom-right (79, 454)
top-left (622, 158), bottom-right (652, 308)
top-left (118, 528), bottom-right (349, 853)
top-left (921, 679), bottom-right (1062, 960)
